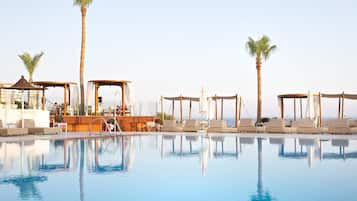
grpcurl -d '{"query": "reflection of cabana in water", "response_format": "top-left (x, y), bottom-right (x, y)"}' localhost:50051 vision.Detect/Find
top-left (88, 137), bottom-right (133, 173)
top-left (161, 94), bottom-right (242, 127)
top-left (320, 139), bottom-right (357, 160)
top-left (161, 135), bottom-right (201, 158)
top-left (32, 81), bottom-right (79, 115)
top-left (87, 80), bottom-right (132, 116)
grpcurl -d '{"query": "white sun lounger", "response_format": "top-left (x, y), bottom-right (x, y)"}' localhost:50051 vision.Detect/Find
top-left (265, 119), bottom-right (296, 133)
top-left (207, 120), bottom-right (237, 133)
top-left (237, 119), bottom-right (265, 133)
top-left (161, 120), bottom-right (183, 132)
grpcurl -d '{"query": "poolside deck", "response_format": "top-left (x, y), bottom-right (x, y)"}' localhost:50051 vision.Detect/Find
top-left (1, 132), bottom-right (357, 143)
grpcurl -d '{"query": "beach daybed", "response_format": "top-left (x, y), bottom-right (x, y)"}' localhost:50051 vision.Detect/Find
top-left (237, 119), bottom-right (265, 133)
top-left (292, 119), bottom-right (326, 134)
top-left (265, 119), bottom-right (296, 133)
top-left (207, 120), bottom-right (237, 133)
top-left (183, 120), bottom-right (201, 132)
top-left (0, 120), bottom-right (28, 136)
top-left (161, 120), bottom-right (184, 132)
top-left (19, 119), bottom-right (61, 135)
top-left (324, 119), bottom-right (357, 134)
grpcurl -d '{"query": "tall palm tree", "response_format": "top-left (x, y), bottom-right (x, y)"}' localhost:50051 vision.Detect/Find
top-left (74, 0), bottom-right (92, 115)
top-left (18, 52), bottom-right (44, 83)
top-left (246, 35), bottom-right (276, 123)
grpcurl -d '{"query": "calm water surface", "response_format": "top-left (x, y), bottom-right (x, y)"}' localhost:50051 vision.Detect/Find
top-left (0, 135), bottom-right (357, 201)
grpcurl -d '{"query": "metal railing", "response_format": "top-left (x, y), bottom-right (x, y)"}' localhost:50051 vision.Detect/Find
top-left (89, 117), bottom-right (122, 135)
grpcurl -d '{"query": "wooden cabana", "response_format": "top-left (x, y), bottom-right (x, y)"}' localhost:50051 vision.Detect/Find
top-left (319, 92), bottom-right (357, 125)
top-left (88, 80), bottom-right (131, 116)
top-left (278, 93), bottom-right (319, 120)
top-left (161, 94), bottom-right (242, 128)
top-left (161, 96), bottom-right (200, 122)
top-left (33, 81), bottom-right (77, 115)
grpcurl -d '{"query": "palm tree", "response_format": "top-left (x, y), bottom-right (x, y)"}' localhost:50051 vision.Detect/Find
top-left (18, 52), bottom-right (44, 83)
top-left (74, 0), bottom-right (93, 115)
top-left (246, 35), bottom-right (276, 123)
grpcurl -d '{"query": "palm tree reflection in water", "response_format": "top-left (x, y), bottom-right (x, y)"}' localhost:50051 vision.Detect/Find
top-left (250, 138), bottom-right (275, 201)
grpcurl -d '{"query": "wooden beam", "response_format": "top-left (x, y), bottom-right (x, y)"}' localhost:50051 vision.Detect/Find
top-left (221, 98), bottom-right (224, 120)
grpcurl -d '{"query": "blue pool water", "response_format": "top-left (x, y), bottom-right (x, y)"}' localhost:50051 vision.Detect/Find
top-left (1, 135), bottom-right (357, 201)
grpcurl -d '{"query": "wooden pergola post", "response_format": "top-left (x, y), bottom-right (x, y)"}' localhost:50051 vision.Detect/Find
top-left (121, 83), bottom-right (126, 116)
top-left (341, 92), bottom-right (345, 119)
top-left (63, 84), bottom-right (67, 116)
top-left (319, 93), bottom-right (322, 127)
top-left (215, 95), bottom-right (218, 120)
top-left (338, 96), bottom-right (341, 118)
top-left (280, 98), bottom-right (284, 119)
top-left (220, 98), bottom-right (224, 120)
top-left (235, 95), bottom-right (238, 128)
top-left (293, 98), bottom-right (296, 121)
top-left (94, 83), bottom-right (99, 116)
top-left (160, 96), bottom-right (164, 123)
top-left (41, 88), bottom-right (45, 110)
top-left (172, 99), bottom-right (175, 119)
top-left (239, 97), bottom-right (242, 121)
top-left (189, 99), bottom-right (192, 120)
top-left (300, 98), bottom-right (303, 119)
top-left (179, 96), bottom-right (183, 122)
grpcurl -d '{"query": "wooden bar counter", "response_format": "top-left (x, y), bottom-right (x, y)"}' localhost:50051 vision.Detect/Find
top-left (50, 116), bottom-right (158, 132)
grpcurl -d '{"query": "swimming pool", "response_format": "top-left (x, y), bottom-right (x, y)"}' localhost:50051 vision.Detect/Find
top-left (1, 134), bottom-right (357, 201)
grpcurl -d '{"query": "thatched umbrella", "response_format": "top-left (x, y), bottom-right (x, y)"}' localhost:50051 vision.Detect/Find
top-left (3, 76), bottom-right (43, 128)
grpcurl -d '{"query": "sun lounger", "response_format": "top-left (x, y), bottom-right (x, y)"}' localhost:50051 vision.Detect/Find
top-left (0, 119), bottom-right (28, 136)
top-left (161, 120), bottom-right (183, 132)
top-left (325, 119), bottom-right (357, 134)
top-left (237, 119), bottom-right (265, 133)
top-left (19, 119), bottom-right (61, 135)
top-left (207, 120), bottom-right (237, 133)
top-left (265, 119), bottom-right (296, 133)
top-left (292, 119), bottom-right (326, 134)
top-left (183, 120), bottom-right (200, 132)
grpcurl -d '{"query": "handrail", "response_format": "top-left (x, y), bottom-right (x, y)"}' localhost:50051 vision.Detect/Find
top-left (89, 117), bottom-right (122, 135)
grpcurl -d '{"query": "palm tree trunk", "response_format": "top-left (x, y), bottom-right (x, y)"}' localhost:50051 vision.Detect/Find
top-left (79, 6), bottom-right (87, 115)
top-left (256, 57), bottom-right (262, 123)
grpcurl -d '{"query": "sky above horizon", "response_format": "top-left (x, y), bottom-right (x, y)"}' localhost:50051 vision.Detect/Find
top-left (1, 0), bottom-right (357, 118)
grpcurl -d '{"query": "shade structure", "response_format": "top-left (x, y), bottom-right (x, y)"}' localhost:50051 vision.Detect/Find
top-left (3, 76), bottom-right (43, 128)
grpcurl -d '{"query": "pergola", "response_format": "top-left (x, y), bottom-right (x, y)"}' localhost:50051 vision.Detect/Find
top-left (33, 81), bottom-right (77, 115)
top-left (88, 80), bottom-right (131, 116)
top-left (161, 94), bottom-right (242, 127)
top-left (277, 93), bottom-right (319, 120)
top-left (319, 92), bottom-right (357, 124)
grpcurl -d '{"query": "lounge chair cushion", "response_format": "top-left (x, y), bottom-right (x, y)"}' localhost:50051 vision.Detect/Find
top-left (207, 127), bottom-right (237, 133)
top-left (292, 119), bottom-right (315, 128)
top-left (163, 120), bottom-right (177, 128)
top-left (28, 128), bottom-right (61, 135)
top-left (183, 120), bottom-right (200, 132)
top-left (0, 128), bottom-right (28, 136)
top-left (210, 120), bottom-right (227, 128)
top-left (238, 119), bottom-right (255, 127)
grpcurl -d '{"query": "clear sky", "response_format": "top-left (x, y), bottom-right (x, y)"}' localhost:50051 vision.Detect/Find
top-left (1, 0), bottom-right (357, 118)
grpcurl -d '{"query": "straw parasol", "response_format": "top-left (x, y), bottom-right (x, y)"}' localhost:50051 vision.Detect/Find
top-left (3, 76), bottom-right (43, 128)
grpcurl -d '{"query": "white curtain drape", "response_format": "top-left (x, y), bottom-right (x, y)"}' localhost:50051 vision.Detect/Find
top-left (86, 81), bottom-right (95, 114)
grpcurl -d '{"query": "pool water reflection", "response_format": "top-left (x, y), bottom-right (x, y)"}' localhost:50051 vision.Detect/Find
top-left (1, 135), bottom-right (357, 201)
